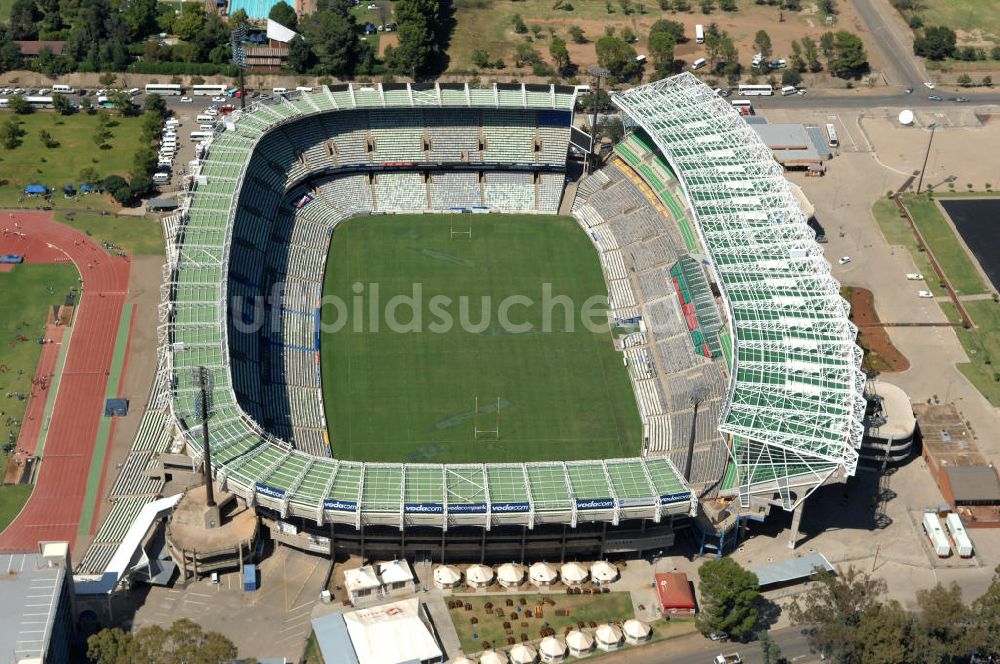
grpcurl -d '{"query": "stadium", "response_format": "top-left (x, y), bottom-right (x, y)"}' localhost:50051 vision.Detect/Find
top-left (139, 73), bottom-right (864, 563)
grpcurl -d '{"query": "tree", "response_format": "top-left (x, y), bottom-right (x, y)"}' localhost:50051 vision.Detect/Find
top-left (173, 4), bottom-right (206, 41)
top-left (0, 119), bottom-right (25, 149)
top-left (984, 75), bottom-right (993, 87)
top-left (37, 128), bottom-right (57, 148)
top-left (971, 565), bottom-right (1000, 659)
top-left (287, 34), bottom-right (315, 73)
top-left (107, 90), bottom-right (136, 116)
top-left (79, 167), bottom-right (102, 185)
top-left (696, 558), bottom-right (760, 641)
top-left (913, 582), bottom-right (975, 663)
top-left (9, 95), bottom-right (32, 114)
top-left (650, 18), bottom-right (685, 42)
top-left (512, 13), bottom-right (527, 34)
top-left (913, 25), bottom-right (957, 60)
top-left (788, 566), bottom-right (889, 661)
top-left (754, 30), bottom-right (772, 58)
top-left (992, 46), bottom-right (1000, 60)
top-left (472, 47), bottom-right (491, 68)
top-left (51, 93), bottom-right (72, 115)
top-left (595, 35), bottom-right (640, 83)
top-left (957, 73), bottom-right (972, 87)
top-left (123, 0), bottom-right (160, 39)
top-left (0, 36), bottom-right (23, 73)
top-left (819, 0), bottom-right (836, 13)
top-left (757, 631), bottom-right (782, 664)
top-left (268, 0), bottom-right (297, 30)
top-left (88, 619), bottom-right (239, 664)
top-left (9, 0), bottom-right (39, 40)
top-left (719, 0), bottom-right (737, 10)
top-left (386, 0), bottom-right (443, 77)
top-left (549, 36), bottom-right (572, 76)
top-left (568, 25), bottom-right (587, 43)
top-left (782, 68), bottom-right (801, 86)
top-left (801, 36), bottom-right (822, 72)
top-left (514, 42), bottom-right (541, 67)
top-left (648, 28), bottom-right (676, 77)
top-left (824, 30), bottom-right (868, 77)
top-left (853, 599), bottom-right (913, 664)
top-left (143, 93), bottom-right (167, 118)
top-left (299, 9), bottom-right (360, 76)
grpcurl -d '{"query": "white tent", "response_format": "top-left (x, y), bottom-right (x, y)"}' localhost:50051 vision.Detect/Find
top-left (595, 624), bottom-right (623, 651)
top-left (566, 630), bottom-right (595, 656)
top-left (497, 562), bottom-right (525, 588)
top-left (450, 658), bottom-right (478, 664)
top-left (433, 564), bottom-right (462, 589)
top-left (466, 564), bottom-right (494, 588)
top-left (539, 636), bottom-right (568, 663)
top-left (623, 619), bottom-right (652, 644)
top-left (590, 561), bottom-right (619, 583)
top-left (342, 597), bottom-right (444, 663)
top-left (510, 643), bottom-right (538, 664)
top-left (480, 650), bottom-right (509, 664)
top-left (529, 562), bottom-right (558, 587)
top-left (377, 559), bottom-right (414, 585)
top-left (560, 562), bottom-right (588, 586)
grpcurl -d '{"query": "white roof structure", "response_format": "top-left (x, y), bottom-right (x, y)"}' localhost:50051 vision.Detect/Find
top-left (623, 619), bottom-right (652, 640)
top-left (595, 624), bottom-right (623, 649)
top-left (529, 562), bottom-right (558, 585)
top-left (433, 564), bottom-right (462, 587)
top-left (466, 564), bottom-right (494, 587)
top-left (342, 598), bottom-right (442, 664)
top-left (510, 643), bottom-right (538, 664)
top-left (377, 559), bottom-right (414, 585)
top-left (345, 565), bottom-right (381, 593)
top-left (539, 636), bottom-right (567, 659)
top-left (612, 73), bottom-right (866, 509)
top-left (590, 561), bottom-right (618, 583)
top-left (560, 562), bottom-right (588, 585)
top-left (497, 562), bottom-right (526, 587)
top-left (566, 630), bottom-right (594, 653)
top-left (480, 651), bottom-right (509, 664)
top-left (451, 658), bottom-right (477, 664)
top-left (266, 18), bottom-right (298, 44)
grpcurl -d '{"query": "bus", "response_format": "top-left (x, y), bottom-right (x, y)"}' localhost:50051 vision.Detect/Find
top-left (145, 83), bottom-right (183, 96)
top-left (189, 131), bottom-right (214, 141)
top-left (825, 123), bottom-right (839, 148)
top-left (695, 24), bottom-right (705, 43)
top-left (192, 84), bottom-right (228, 96)
top-left (25, 96), bottom-right (54, 109)
top-left (737, 84), bottom-right (773, 96)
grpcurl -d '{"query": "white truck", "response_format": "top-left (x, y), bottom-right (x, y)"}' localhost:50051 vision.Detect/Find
top-left (714, 655), bottom-right (742, 664)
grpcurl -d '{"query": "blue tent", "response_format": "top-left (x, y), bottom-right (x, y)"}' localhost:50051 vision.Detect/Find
top-left (24, 184), bottom-right (48, 195)
top-left (79, 184), bottom-right (92, 193)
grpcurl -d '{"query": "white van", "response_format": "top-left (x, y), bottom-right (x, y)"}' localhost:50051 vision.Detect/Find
top-left (153, 172), bottom-right (170, 184)
top-left (691, 58), bottom-right (707, 70)
top-left (196, 114), bottom-right (214, 123)
top-left (198, 123), bottom-right (214, 131)
top-left (272, 87), bottom-right (288, 94)
top-left (128, 88), bottom-right (140, 97)
top-left (781, 85), bottom-right (797, 96)
top-left (295, 86), bottom-right (313, 92)
top-left (52, 84), bottom-right (74, 94)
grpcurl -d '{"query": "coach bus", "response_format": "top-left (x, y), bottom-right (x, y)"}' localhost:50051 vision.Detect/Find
top-left (737, 84), bottom-right (773, 96)
top-left (826, 123), bottom-right (839, 148)
top-left (145, 83), bottom-right (183, 96)
top-left (189, 130), bottom-right (214, 141)
top-left (192, 84), bottom-right (228, 96)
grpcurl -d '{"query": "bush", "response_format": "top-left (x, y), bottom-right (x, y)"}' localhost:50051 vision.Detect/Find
top-left (782, 68), bottom-right (802, 86)
top-left (957, 73), bottom-right (972, 87)
top-left (908, 15), bottom-right (923, 29)
top-left (568, 25), bottom-right (587, 43)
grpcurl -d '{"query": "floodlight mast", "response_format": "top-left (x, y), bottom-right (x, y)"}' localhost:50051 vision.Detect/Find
top-left (194, 366), bottom-right (216, 508)
top-left (231, 22), bottom-right (249, 111)
top-left (586, 66), bottom-right (610, 175)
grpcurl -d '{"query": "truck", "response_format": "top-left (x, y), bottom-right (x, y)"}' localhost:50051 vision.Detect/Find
top-left (696, 24), bottom-right (705, 44)
top-left (714, 655), bottom-right (741, 664)
top-left (945, 513), bottom-right (974, 558)
top-left (922, 512), bottom-right (951, 557)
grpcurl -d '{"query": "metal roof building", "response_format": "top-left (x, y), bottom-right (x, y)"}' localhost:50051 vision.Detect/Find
top-left (0, 543), bottom-right (75, 664)
top-left (612, 74), bottom-right (865, 510)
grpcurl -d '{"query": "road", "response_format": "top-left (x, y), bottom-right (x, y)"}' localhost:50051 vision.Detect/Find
top-left (589, 627), bottom-right (820, 664)
top-left (848, 0), bottom-right (927, 87)
top-left (749, 91), bottom-right (1000, 110)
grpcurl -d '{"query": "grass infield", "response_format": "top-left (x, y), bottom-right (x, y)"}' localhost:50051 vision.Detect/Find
top-left (320, 214), bottom-right (642, 464)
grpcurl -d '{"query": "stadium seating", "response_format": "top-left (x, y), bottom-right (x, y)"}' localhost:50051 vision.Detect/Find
top-left (483, 172), bottom-right (535, 211)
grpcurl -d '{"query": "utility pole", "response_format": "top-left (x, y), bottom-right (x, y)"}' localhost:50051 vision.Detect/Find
top-left (586, 66), bottom-right (610, 175)
top-left (195, 366), bottom-right (216, 508)
top-left (916, 122), bottom-right (937, 194)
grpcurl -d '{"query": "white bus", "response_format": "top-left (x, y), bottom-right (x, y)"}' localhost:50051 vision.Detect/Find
top-left (825, 123), bottom-right (839, 148)
top-left (737, 84), bottom-right (773, 96)
top-left (145, 83), bottom-right (183, 96)
top-left (731, 99), bottom-right (752, 108)
top-left (189, 131), bottom-right (214, 141)
top-left (52, 84), bottom-right (74, 94)
top-left (192, 84), bottom-right (228, 96)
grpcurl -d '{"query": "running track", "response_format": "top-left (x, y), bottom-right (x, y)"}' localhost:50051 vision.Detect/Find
top-left (0, 211), bottom-right (130, 553)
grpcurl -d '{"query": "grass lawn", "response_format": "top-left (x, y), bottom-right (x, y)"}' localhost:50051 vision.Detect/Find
top-left (0, 485), bottom-right (34, 534)
top-left (870, 197), bottom-right (947, 297)
top-left (954, 299), bottom-right (1000, 406)
top-left (900, 194), bottom-right (988, 296)
top-left (321, 214), bottom-right (641, 464)
top-left (0, 112), bottom-right (145, 206)
top-left (897, 0), bottom-right (1000, 46)
top-left (55, 212), bottom-right (165, 256)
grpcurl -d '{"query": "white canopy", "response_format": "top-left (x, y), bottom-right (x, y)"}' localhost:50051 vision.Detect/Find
top-left (510, 643), bottom-right (538, 664)
top-left (466, 564), bottom-right (494, 587)
top-left (343, 597), bottom-right (443, 664)
top-left (623, 619), bottom-right (652, 640)
top-left (480, 651), bottom-right (508, 664)
top-left (565, 630), bottom-right (595, 653)
top-left (497, 562), bottom-right (525, 587)
top-left (595, 623), bottom-right (623, 646)
top-left (539, 636), bottom-right (567, 658)
top-left (434, 565), bottom-right (462, 587)
top-left (590, 561), bottom-right (619, 583)
top-left (529, 562), bottom-right (558, 585)
top-left (450, 658), bottom-right (477, 664)
top-left (560, 562), bottom-right (588, 585)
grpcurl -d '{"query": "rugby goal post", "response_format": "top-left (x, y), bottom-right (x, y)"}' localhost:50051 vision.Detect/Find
top-left (473, 396), bottom-right (500, 439)
top-left (450, 216), bottom-right (472, 240)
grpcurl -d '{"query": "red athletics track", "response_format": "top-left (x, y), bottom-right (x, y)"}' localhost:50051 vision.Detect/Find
top-left (0, 211), bottom-right (130, 554)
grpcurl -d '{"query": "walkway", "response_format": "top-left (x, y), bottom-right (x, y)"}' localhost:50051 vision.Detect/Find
top-left (0, 211), bottom-right (131, 554)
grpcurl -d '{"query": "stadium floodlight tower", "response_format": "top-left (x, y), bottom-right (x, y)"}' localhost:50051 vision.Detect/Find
top-left (230, 22), bottom-right (249, 110)
top-left (585, 66), bottom-right (610, 175)
top-left (610, 73), bottom-right (866, 528)
top-left (193, 366), bottom-right (219, 528)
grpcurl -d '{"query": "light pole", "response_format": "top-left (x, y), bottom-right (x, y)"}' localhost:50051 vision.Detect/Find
top-left (194, 366), bottom-right (216, 508)
top-left (231, 22), bottom-right (248, 111)
top-left (916, 122), bottom-right (937, 194)
top-left (586, 65), bottom-right (609, 175)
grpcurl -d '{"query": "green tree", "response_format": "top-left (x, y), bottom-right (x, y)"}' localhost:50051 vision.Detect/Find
top-left (88, 619), bottom-right (239, 664)
top-left (287, 34), bottom-right (315, 73)
top-left (51, 92), bottom-right (72, 115)
top-left (268, 0), bottom-right (298, 30)
top-left (568, 25), bottom-right (587, 43)
top-left (789, 40), bottom-right (805, 72)
top-left (824, 30), bottom-right (868, 77)
top-left (992, 46), bottom-right (1000, 60)
top-left (0, 119), bottom-right (25, 149)
top-left (514, 42), bottom-right (542, 67)
top-left (913, 25), bottom-right (957, 60)
top-left (913, 582), bottom-right (975, 663)
top-left (788, 566), bottom-right (889, 661)
top-left (38, 128), bottom-right (58, 147)
top-left (782, 68), bottom-right (801, 86)
top-left (696, 558), bottom-right (760, 641)
top-left (984, 75), bottom-right (993, 87)
top-left (595, 35), bottom-right (640, 83)
top-left (650, 18), bottom-right (685, 42)
top-left (86, 626), bottom-right (134, 664)
top-left (754, 30), bottom-right (772, 58)
top-left (549, 36), bottom-right (572, 76)
top-left (512, 13), bottom-right (527, 34)
top-left (8, 0), bottom-right (39, 40)
top-left (9, 94), bottom-right (33, 114)
top-left (957, 73), bottom-right (972, 87)
top-left (648, 21), bottom-right (680, 77)
top-left (299, 8), bottom-right (360, 76)
top-left (107, 90), bottom-right (136, 116)
top-left (801, 36), bottom-right (822, 72)
top-left (123, 0), bottom-right (160, 39)
top-left (387, 0), bottom-right (443, 77)
top-left (758, 631), bottom-right (782, 664)
top-left (0, 36), bottom-right (24, 72)
top-left (79, 166), bottom-right (102, 185)
top-left (173, 4), bottom-right (205, 41)
top-left (472, 47), bottom-right (491, 68)
top-left (972, 565), bottom-right (1000, 659)
top-left (143, 93), bottom-right (167, 118)
top-left (719, 0), bottom-right (737, 10)
top-left (853, 599), bottom-right (913, 664)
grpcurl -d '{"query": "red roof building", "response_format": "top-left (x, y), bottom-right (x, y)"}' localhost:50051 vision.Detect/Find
top-left (14, 41), bottom-right (66, 57)
top-left (655, 572), bottom-right (696, 616)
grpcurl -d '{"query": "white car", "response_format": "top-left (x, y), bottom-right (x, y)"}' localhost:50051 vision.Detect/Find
top-left (906, 273), bottom-right (925, 280)
top-left (212, 96), bottom-right (226, 102)
top-left (924, 81), bottom-right (935, 89)
top-left (180, 96), bottom-right (193, 103)
top-left (918, 290), bottom-right (934, 298)
top-left (838, 256), bottom-right (852, 265)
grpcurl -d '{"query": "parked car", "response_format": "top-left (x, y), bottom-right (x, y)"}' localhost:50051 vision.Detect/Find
top-left (956, 97), bottom-right (970, 103)
top-left (928, 95), bottom-right (943, 101)
top-left (180, 96), bottom-right (193, 103)
top-left (906, 273), bottom-right (924, 280)
top-left (905, 86), bottom-right (913, 94)
top-left (838, 256), bottom-right (852, 265)
top-left (918, 290), bottom-right (934, 298)
top-left (212, 96), bottom-right (226, 102)
top-left (924, 81), bottom-right (935, 89)
top-left (708, 632), bottom-right (729, 642)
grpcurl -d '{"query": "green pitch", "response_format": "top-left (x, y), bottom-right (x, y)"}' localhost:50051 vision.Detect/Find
top-left (320, 214), bottom-right (642, 464)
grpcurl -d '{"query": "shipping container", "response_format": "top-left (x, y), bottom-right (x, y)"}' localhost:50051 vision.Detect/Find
top-left (945, 513), bottom-right (974, 558)
top-left (922, 512), bottom-right (951, 557)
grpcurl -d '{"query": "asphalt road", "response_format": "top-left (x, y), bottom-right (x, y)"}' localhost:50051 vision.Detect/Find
top-left (584, 627), bottom-right (821, 664)
top-left (747, 91), bottom-right (1000, 110)
top-left (848, 0), bottom-right (926, 87)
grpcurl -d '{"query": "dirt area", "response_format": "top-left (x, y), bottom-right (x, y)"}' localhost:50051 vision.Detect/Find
top-left (450, 0), bottom-right (890, 88)
top-left (379, 32), bottom-right (399, 58)
top-left (845, 286), bottom-right (910, 372)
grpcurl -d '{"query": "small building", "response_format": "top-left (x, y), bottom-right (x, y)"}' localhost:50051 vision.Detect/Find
top-left (750, 553), bottom-right (835, 590)
top-left (750, 122), bottom-right (829, 170)
top-left (622, 619), bottom-right (652, 645)
top-left (377, 559), bottom-right (415, 591)
top-left (0, 543), bottom-right (75, 664)
top-left (14, 40), bottom-right (66, 59)
top-left (244, 19), bottom-right (299, 70)
top-left (566, 630), bottom-right (595, 657)
top-left (655, 572), bottom-right (696, 616)
top-left (862, 380), bottom-right (916, 463)
top-left (311, 597), bottom-right (443, 664)
top-left (344, 565), bottom-right (382, 604)
top-left (595, 624), bottom-right (623, 651)
top-left (345, 560), bottom-right (416, 605)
